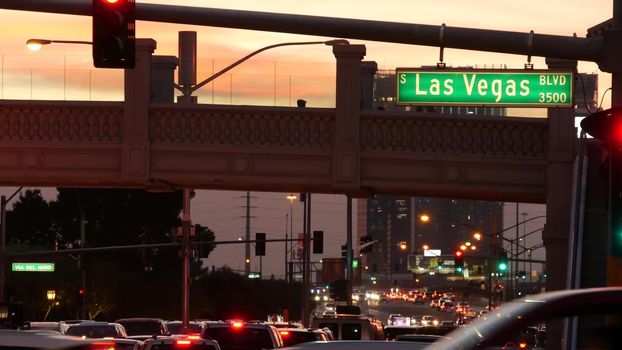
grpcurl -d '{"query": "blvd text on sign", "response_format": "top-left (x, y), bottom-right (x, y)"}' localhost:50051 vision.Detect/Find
top-left (396, 69), bottom-right (574, 107)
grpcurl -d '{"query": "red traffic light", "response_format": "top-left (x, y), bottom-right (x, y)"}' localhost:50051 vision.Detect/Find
top-left (455, 250), bottom-right (463, 257)
top-left (580, 107), bottom-right (622, 142)
top-left (79, 289), bottom-right (87, 295)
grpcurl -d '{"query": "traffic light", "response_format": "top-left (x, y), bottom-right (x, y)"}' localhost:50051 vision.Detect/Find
top-left (312, 231), bottom-right (323, 254)
top-left (92, 0), bottom-right (136, 68)
top-left (581, 107), bottom-right (622, 257)
top-left (497, 251), bottom-right (508, 272)
top-left (255, 233), bottom-right (266, 256)
top-left (78, 289), bottom-right (87, 296)
top-left (341, 244), bottom-right (348, 258)
top-left (352, 258), bottom-right (359, 269)
top-left (454, 250), bottom-right (464, 272)
top-left (518, 271), bottom-right (526, 280)
top-left (360, 235), bottom-right (373, 254)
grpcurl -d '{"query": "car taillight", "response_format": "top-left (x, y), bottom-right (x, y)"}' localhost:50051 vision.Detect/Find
top-left (519, 342), bottom-right (527, 349)
top-left (176, 339), bottom-right (192, 346)
top-left (90, 341), bottom-right (115, 350)
top-left (188, 335), bottom-right (201, 339)
top-left (279, 331), bottom-right (290, 336)
top-left (232, 321), bottom-right (244, 328)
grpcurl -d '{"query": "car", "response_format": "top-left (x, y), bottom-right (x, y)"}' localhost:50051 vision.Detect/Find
top-left (433, 287), bottom-right (622, 350)
top-left (271, 340), bottom-right (429, 350)
top-left (440, 320), bottom-right (456, 327)
top-left (311, 314), bottom-right (384, 340)
top-left (143, 336), bottom-right (220, 350)
top-left (383, 325), bottom-right (418, 340)
top-left (201, 320), bottom-right (283, 350)
top-left (277, 328), bottom-right (330, 347)
top-left (409, 316), bottom-right (423, 326)
top-left (65, 321), bottom-right (128, 338)
top-left (165, 321), bottom-right (204, 335)
top-left (386, 313), bottom-right (402, 326)
top-left (420, 315), bottom-right (438, 327)
top-left (0, 329), bottom-right (109, 349)
top-left (98, 338), bottom-right (143, 350)
top-left (454, 301), bottom-right (470, 315)
top-left (22, 321), bottom-right (70, 334)
top-left (263, 321), bottom-right (304, 329)
top-left (115, 318), bottom-right (170, 340)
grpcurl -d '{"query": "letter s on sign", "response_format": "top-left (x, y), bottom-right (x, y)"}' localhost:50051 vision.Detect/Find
top-left (400, 74), bottom-right (407, 84)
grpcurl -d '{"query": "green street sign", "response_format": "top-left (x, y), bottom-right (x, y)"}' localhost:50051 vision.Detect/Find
top-left (396, 69), bottom-right (573, 107)
top-left (11, 262), bottom-right (55, 272)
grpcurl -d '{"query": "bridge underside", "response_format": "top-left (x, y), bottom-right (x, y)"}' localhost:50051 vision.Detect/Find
top-left (0, 101), bottom-right (547, 203)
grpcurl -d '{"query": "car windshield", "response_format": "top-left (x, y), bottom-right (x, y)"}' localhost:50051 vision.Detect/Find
top-left (66, 325), bottom-right (118, 338)
top-left (203, 327), bottom-right (274, 350)
top-left (118, 321), bottom-right (161, 335)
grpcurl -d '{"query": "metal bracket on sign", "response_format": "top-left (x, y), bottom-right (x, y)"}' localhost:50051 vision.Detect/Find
top-left (524, 30), bottom-right (534, 70)
top-left (437, 23), bottom-right (447, 68)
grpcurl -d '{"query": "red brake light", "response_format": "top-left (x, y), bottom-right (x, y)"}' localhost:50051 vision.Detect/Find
top-left (176, 339), bottom-right (192, 346)
top-left (188, 335), bottom-right (201, 339)
top-left (279, 331), bottom-right (290, 336)
top-left (519, 342), bottom-right (527, 349)
top-left (103, 0), bottom-right (120, 4)
top-left (90, 341), bottom-right (115, 350)
top-left (232, 321), bottom-right (244, 328)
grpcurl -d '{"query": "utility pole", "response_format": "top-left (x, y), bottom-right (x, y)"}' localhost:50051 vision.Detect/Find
top-left (285, 213), bottom-right (288, 282)
top-left (181, 189), bottom-right (192, 331)
top-left (79, 213), bottom-right (87, 320)
top-left (301, 193), bottom-right (311, 327)
top-left (245, 191), bottom-right (251, 276)
top-left (346, 196), bottom-right (353, 306)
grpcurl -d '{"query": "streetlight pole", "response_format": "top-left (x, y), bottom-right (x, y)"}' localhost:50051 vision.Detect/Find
top-left (176, 39), bottom-right (349, 98)
top-left (0, 187), bottom-right (23, 304)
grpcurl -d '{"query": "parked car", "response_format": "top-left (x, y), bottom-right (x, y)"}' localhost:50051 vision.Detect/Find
top-left (202, 320), bottom-right (283, 350)
top-left (115, 318), bottom-right (170, 340)
top-left (65, 321), bottom-right (128, 338)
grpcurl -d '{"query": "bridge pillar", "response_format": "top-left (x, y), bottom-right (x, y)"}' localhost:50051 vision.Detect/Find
top-left (543, 57), bottom-right (577, 350)
top-left (123, 39), bottom-right (156, 183)
top-left (360, 61), bottom-right (377, 111)
top-left (332, 44), bottom-right (366, 195)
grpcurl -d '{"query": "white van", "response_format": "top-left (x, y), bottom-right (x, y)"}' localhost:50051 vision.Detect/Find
top-left (310, 314), bottom-right (383, 340)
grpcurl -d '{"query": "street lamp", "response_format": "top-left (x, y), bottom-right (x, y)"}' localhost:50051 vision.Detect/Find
top-left (473, 232), bottom-right (482, 241)
top-left (43, 290), bottom-right (56, 321)
top-left (26, 38), bottom-right (92, 51)
top-left (285, 194), bottom-right (297, 282)
top-left (177, 39), bottom-right (349, 98)
top-left (26, 38), bottom-right (93, 100)
top-left (422, 244), bottom-right (429, 251)
top-left (419, 214), bottom-right (430, 223)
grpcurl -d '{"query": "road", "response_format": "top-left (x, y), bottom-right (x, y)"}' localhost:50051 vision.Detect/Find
top-left (359, 299), bottom-right (457, 325)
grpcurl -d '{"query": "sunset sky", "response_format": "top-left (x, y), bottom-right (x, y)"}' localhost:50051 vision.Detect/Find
top-left (0, 0), bottom-right (611, 277)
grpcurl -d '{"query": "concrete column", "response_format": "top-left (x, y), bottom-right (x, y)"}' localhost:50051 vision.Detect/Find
top-left (544, 57), bottom-right (577, 350)
top-left (360, 61), bottom-right (378, 111)
top-left (123, 38), bottom-right (156, 182)
top-left (332, 44), bottom-right (366, 195)
top-left (151, 56), bottom-right (178, 103)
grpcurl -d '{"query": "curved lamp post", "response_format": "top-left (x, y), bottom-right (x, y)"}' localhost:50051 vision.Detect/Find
top-left (176, 39), bottom-right (349, 98)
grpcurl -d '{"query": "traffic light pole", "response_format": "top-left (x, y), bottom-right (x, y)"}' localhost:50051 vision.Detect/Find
top-left (346, 197), bottom-right (353, 306)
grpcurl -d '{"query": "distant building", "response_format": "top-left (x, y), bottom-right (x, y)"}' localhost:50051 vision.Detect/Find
top-left (357, 196), bottom-right (503, 286)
